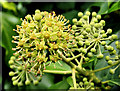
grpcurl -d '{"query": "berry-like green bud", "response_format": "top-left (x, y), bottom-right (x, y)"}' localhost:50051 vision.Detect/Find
top-left (87, 52), bottom-right (93, 57)
top-left (72, 25), bottom-right (77, 30)
top-left (12, 76), bottom-right (17, 81)
top-left (84, 81), bottom-right (89, 86)
top-left (78, 21), bottom-right (82, 25)
top-left (105, 56), bottom-right (110, 61)
top-left (100, 30), bottom-right (105, 34)
top-left (94, 23), bottom-right (100, 28)
top-left (83, 15), bottom-right (88, 20)
top-left (79, 35), bottom-right (84, 38)
top-left (84, 57), bottom-right (89, 62)
top-left (10, 56), bottom-right (16, 60)
top-left (111, 34), bottom-right (118, 40)
top-left (109, 69), bottom-right (115, 74)
top-left (72, 18), bottom-right (77, 23)
top-left (33, 80), bottom-right (39, 85)
top-left (9, 71), bottom-right (15, 76)
top-left (91, 48), bottom-right (96, 53)
top-left (115, 41), bottom-right (119, 46)
top-left (10, 65), bottom-right (14, 69)
top-left (96, 15), bottom-right (101, 19)
top-left (107, 46), bottom-right (113, 51)
top-left (18, 66), bottom-right (22, 70)
top-left (86, 28), bottom-right (91, 32)
top-left (85, 11), bottom-right (90, 16)
top-left (102, 34), bottom-right (107, 38)
top-left (25, 80), bottom-right (31, 85)
top-left (100, 20), bottom-right (105, 26)
top-left (25, 14), bottom-right (32, 20)
top-left (93, 18), bottom-right (98, 22)
top-left (35, 9), bottom-right (40, 14)
top-left (83, 77), bottom-right (87, 82)
top-left (97, 54), bottom-right (104, 59)
top-left (92, 12), bottom-right (97, 17)
top-left (34, 14), bottom-right (42, 21)
top-left (93, 33), bottom-right (99, 38)
top-left (108, 60), bottom-right (113, 65)
top-left (13, 80), bottom-right (18, 85)
top-left (9, 60), bottom-right (14, 65)
top-left (78, 41), bottom-right (84, 46)
top-left (107, 29), bottom-right (112, 34)
top-left (78, 12), bottom-right (83, 17)
top-left (101, 41), bottom-right (106, 46)
top-left (18, 81), bottom-right (23, 87)
top-left (82, 49), bottom-right (87, 54)
top-left (79, 82), bottom-right (83, 86)
top-left (85, 40), bottom-right (90, 46)
top-left (91, 82), bottom-right (94, 87)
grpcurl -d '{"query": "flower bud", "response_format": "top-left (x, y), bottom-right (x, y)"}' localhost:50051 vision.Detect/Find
top-left (72, 25), bottom-right (77, 30)
top-left (13, 80), bottom-right (18, 85)
top-left (33, 80), bottom-right (39, 85)
top-left (109, 69), bottom-right (115, 74)
top-left (92, 12), bottom-right (97, 17)
top-left (83, 77), bottom-right (87, 82)
top-left (72, 18), bottom-right (77, 23)
top-left (85, 11), bottom-right (90, 16)
top-left (105, 56), bottom-right (110, 61)
top-left (78, 12), bottom-right (83, 17)
top-left (9, 60), bottom-right (14, 65)
top-left (101, 41), bottom-right (106, 46)
top-left (107, 29), bottom-right (112, 34)
top-left (91, 48), bottom-right (96, 53)
top-left (25, 80), bottom-right (31, 85)
top-left (108, 60), bottom-right (113, 65)
top-left (97, 54), bottom-right (104, 59)
top-left (111, 34), bottom-right (118, 40)
top-left (96, 15), bottom-right (101, 19)
top-left (9, 71), bottom-right (15, 76)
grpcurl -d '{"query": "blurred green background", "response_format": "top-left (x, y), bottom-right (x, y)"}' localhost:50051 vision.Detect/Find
top-left (0, 1), bottom-right (120, 90)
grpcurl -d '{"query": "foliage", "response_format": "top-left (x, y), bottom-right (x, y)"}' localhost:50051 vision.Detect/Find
top-left (1, 1), bottom-right (120, 90)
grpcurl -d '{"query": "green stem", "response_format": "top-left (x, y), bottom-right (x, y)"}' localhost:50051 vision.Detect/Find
top-left (43, 70), bottom-right (72, 74)
top-left (92, 60), bottom-right (120, 73)
top-left (72, 68), bottom-right (77, 89)
top-left (102, 80), bottom-right (110, 84)
top-left (79, 54), bottom-right (84, 69)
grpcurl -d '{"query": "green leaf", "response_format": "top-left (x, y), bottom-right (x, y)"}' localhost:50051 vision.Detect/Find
top-left (109, 79), bottom-right (120, 86)
top-left (0, 75), bottom-right (2, 84)
top-left (63, 10), bottom-right (78, 24)
top-left (46, 60), bottom-right (71, 71)
top-left (0, 2), bottom-right (16, 13)
top-left (67, 76), bottom-right (73, 87)
top-left (108, 1), bottom-right (120, 13)
top-left (49, 79), bottom-right (69, 89)
top-left (56, 2), bottom-right (75, 10)
top-left (0, 12), bottom-right (21, 66)
top-left (26, 73), bottom-right (55, 89)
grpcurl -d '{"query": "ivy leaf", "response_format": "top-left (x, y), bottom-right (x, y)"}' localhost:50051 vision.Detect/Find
top-left (63, 10), bottom-right (78, 24)
top-left (45, 60), bottom-right (71, 71)
top-left (0, 12), bottom-right (21, 66)
top-left (49, 79), bottom-right (69, 89)
top-left (56, 2), bottom-right (75, 11)
top-left (67, 76), bottom-right (73, 87)
top-left (108, 1), bottom-right (120, 13)
top-left (0, 2), bottom-right (16, 13)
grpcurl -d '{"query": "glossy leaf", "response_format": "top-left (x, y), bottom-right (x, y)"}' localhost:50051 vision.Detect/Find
top-left (67, 76), bottom-right (73, 87)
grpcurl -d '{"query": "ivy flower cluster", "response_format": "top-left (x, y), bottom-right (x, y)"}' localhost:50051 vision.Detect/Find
top-left (9, 9), bottom-right (71, 86)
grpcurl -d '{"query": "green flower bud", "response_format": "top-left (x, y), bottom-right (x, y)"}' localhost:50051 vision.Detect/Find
top-left (85, 11), bottom-right (90, 16)
top-left (13, 80), bottom-right (18, 86)
top-left (25, 80), bottom-right (31, 85)
top-left (35, 9), bottom-right (40, 14)
top-left (100, 20), bottom-right (105, 26)
top-left (12, 76), bottom-right (17, 81)
top-left (107, 46), bottom-right (114, 51)
top-left (84, 57), bottom-right (89, 62)
top-left (93, 33), bottom-right (99, 38)
top-left (34, 14), bottom-right (42, 21)
top-left (83, 15), bottom-right (88, 20)
top-left (87, 52), bottom-right (93, 57)
top-left (9, 60), bottom-right (14, 65)
top-left (83, 77), bottom-right (87, 82)
top-left (96, 15), bottom-right (101, 19)
top-left (102, 34), bottom-right (107, 38)
top-left (97, 54), bottom-right (104, 59)
top-left (109, 69), bottom-right (115, 74)
top-left (82, 49), bottom-right (87, 54)
top-left (108, 60), bottom-right (113, 65)
top-left (91, 48), bottom-right (96, 53)
top-left (25, 14), bottom-right (32, 20)
top-left (79, 82), bottom-right (83, 86)
top-left (78, 12), bottom-right (83, 17)
top-left (18, 81), bottom-right (23, 87)
top-left (9, 71), bottom-right (15, 76)
top-left (18, 66), bottom-right (22, 70)
top-left (85, 40), bottom-right (90, 46)
top-left (72, 25), bottom-right (77, 30)
top-left (86, 28), bottom-right (91, 32)
top-left (10, 65), bottom-right (14, 69)
top-left (78, 41), bottom-right (84, 46)
top-left (79, 35), bottom-right (84, 38)
top-left (101, 41), bottom-right (106, 46)
top-left (33, 80), bottom-right (39, 85)
top-left (72, 18), bottom-right (77, 23)
top-left (92, 12), bottom-right (97, 17)
top-left (77, 21), bottom-right (82, 25)
top-left (91, 82), bottom-right (94, 87)
top-left (107, 29), bottom-right (112, 34)
top-left (115, 41), bottom-right (119, 46)
top-left (111, 34), bottom-right (118, 40)
top-left (10, 56), bottom-right (16, 60)
top-left (84, 81), bottom-right (89, 86)
top-left (100, 30), bottom-right (105, 34)
top-left (94, 23), bottom-right (100, 28)
top-left (105, 56), bottom-right (110, 61)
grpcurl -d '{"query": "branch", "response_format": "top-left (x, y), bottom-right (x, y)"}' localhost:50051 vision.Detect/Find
top-left (72, 68), bottom-right (77, 89)
top-left (43, 70), bottom-right (72, 74)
